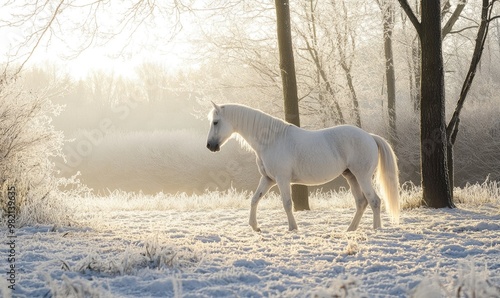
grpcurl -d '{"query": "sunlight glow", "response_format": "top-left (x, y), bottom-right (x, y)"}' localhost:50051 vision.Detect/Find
top-left (1, 1), bottom-right (198, 79)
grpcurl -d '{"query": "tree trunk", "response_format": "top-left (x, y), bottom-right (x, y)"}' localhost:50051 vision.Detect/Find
top-left (380, 0), bottom-right (398, 145)
top-left (447, 133), bottom-right (455, 199)
top-left (420, 0), bottom-right (453, 208)
top-left (275, 0), bottom-right (309, 211)
top-left (412, 37), bottom-right (421, 112)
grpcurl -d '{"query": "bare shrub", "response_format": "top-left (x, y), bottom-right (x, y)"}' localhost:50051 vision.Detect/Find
top-left (311, 277), bottom-right (365, 298)
top-left (0, 75), bottom-right (83, 226)
top-left (410, 260), bottom-right (500, 297)
top-left (47, 275), bottom-right (112, 298)
top-left (68, 234), bottom-right (200, 276)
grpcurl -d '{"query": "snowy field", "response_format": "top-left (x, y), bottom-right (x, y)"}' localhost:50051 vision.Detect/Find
top-left (2, 188), bottom-right (500, 298)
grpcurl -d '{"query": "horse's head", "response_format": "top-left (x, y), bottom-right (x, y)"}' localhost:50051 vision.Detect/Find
top-left (206, 102), bottom-right (233, 152)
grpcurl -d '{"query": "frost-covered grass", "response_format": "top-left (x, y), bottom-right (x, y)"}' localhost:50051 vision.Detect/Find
top-left (70, 188), bottom-right (356, 215)
top-left (2, 183), bottom-right (499, 297)
top-left (68, 178), bottom-right (499, 215)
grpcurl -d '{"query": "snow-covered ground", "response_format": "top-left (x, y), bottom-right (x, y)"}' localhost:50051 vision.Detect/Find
top-left (2, 189), bottom-right (500, 297)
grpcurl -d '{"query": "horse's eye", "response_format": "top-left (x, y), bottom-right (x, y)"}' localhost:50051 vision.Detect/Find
top-left (213, 121), bottom-right (219, 126)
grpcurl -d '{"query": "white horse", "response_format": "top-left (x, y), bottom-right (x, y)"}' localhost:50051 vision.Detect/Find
top-left (206, 102), bottom-right (400, 232)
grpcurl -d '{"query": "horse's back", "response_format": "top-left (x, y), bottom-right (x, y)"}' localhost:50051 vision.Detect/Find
top-left (299, 125), bottom-right (375, 150)
top-left (276, 125), bottom-right (374, 184)
top-left (322, 125), bottom-right (379, 173)
top-left (293, 125), bottom-right (378, 173)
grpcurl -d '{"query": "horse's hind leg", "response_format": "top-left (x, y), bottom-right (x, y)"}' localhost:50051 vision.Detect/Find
top-left (357, 175), bottom-right (382, 230)
top-left (249, 176), bottom-right (275, 232)
top-left (344, 170), bottom-right (369, 231)
top-left (276, 178), bottom-right (298, 231)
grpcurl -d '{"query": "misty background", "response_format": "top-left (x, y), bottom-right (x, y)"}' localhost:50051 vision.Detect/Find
top-left (3, 0), bottom-right (500, 195)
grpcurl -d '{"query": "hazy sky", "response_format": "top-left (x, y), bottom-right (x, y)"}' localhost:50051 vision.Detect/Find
top-left (0, 1), bottom-right (202, 79)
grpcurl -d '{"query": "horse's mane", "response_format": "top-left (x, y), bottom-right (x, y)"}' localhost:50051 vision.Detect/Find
top-left (221, 104), bottom-right (290, 151)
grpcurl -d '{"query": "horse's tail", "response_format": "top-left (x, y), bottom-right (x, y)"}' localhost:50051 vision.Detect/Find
top-left (371, 134), bottom-right (400, 224)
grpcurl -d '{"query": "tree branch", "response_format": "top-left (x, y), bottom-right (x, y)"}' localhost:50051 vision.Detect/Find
top-left (442, 2), bottom-right (466, 39)
top-left (441, 0), bottom-right (451, 19)
top-left (447, 0), bottom-right (493, 143)
top-left (449, 25), bottom-right (478, 35)
top-left (489, 15), bottom-right (500, 22)
top-left (397, 0), bottom-right (422, 36)
top-left (14, 0), bottom-right (65, 76)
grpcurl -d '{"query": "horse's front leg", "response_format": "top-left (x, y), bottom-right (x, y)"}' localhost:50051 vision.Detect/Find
top-left (249, 176), bottom-right (274, 232)
top-left (276, 178), bottom-right (298, 231)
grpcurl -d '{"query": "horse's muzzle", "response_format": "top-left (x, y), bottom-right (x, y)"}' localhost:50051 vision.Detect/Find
top-left (206, 141), bottom-right (220, 152)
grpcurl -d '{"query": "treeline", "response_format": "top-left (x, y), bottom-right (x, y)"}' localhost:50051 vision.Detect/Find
top-left (20, 63), bottom-right (204, 135)
top-left (17, 51), bottom-right (500, 194)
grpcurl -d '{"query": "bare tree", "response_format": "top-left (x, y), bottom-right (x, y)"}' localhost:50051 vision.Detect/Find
top-left (295, 0), bottom-right (364, 127)
top-left (331, 0), bottom-right (361, 127)
top-left (401, 15), bottom-right (422, 112)
top-left (398, 0), bottom-right (499, 207)
top-left (401, 0), bottom-right (466, 112)
top-left (296, 0), bottom-right (345, 126)
top-left (398, 0), bottom-right (453, 208)
top-left (193, 1), bottom-right (285, 113)
top-left (275, 0), bottom-right (309, 211)
top-left (446, 0), bottom-right (499, 197)
top-left (377, 0), bottom-right (397, 145)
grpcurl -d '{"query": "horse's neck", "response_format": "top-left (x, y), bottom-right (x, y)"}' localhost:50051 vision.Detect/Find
top-left (228, 106), bottom-right (287, 152)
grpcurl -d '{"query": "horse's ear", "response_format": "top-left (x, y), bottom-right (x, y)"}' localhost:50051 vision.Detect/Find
top-left (211, 101), bottom-right (221, 114)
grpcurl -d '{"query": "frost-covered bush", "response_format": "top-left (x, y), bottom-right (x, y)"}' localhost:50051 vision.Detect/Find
top-left (0, 75), bottom-right (82, 226)
top-left (311, 277), bottom-right (365, 298)
top-left (410, 260), bottom-right (500, 297)
top-left (66, 234), bottom-right (200, 276)
top-left (454, 177), bottom-right (500, 205)
top-left (48, 275), bottom-right (112, 298)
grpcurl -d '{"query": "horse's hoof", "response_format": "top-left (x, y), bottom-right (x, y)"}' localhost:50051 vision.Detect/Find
top-left (252, 227), bottom-right (261, 232)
